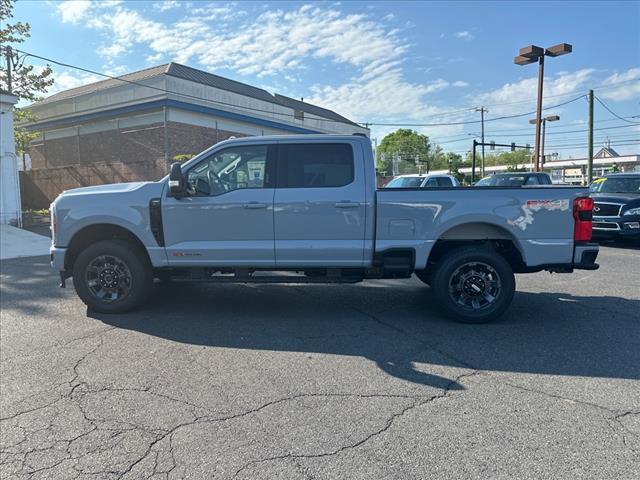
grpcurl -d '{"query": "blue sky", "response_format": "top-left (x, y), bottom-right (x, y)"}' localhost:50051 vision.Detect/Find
top-left (12, 0), bottom-right (640, 158)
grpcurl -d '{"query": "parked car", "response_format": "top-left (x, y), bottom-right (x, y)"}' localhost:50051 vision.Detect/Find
top-left (50, 135), bottom-right (598, 323)
top-left (384, 174), bottom-right (460, 188)
top-left (589, 173), bottom-right (640, 240)
top-left (474, 172), bottom-right (552, 187)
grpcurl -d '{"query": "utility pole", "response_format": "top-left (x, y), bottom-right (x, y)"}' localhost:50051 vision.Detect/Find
top-left (587, 89), bottom-right (594, 185)
top-left (4, 46), bottom-right (12, 94)
top-left (471, 140), bottom-right (477, 184)
top-left (475, 107), bottom-right (487, 176)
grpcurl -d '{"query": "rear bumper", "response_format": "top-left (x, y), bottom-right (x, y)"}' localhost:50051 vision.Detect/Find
top-left (50, 246), bottom-right (66, 271)
top-left (572, 242), bottom-right (599, 270)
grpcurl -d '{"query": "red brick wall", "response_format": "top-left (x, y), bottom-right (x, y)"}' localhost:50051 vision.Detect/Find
top-left (24, 121), bottom-right (250, 205)
top-left (167, 122), bottom-right (246, 159)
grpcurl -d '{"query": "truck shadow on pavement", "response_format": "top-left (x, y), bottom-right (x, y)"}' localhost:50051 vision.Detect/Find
top-left (2, 257), bottom-right (638, 391)
top-left (93, 279), bottom-right (640, 390)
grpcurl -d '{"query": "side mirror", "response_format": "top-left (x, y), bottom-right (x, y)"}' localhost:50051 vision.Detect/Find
top-left (168, 162), bottom-right (185, 197)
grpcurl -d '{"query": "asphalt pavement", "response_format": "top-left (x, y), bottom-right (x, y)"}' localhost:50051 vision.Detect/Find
top-left (1, 245), bottom-right (639, 479)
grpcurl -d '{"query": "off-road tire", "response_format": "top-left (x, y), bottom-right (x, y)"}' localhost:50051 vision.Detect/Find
top-left (431, 246), bottom-right (515, 323)
top-left (72, 239), bottom-right (153, 314)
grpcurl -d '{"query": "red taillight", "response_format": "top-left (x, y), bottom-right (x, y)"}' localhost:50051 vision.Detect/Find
top-left (573, 197), bottom-right (593, 242)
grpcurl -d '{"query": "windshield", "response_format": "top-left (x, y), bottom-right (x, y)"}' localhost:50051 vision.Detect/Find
top-left (385, 177), bottom-right (424, 188)
top-left (590, 177), bottom-right (640, 194)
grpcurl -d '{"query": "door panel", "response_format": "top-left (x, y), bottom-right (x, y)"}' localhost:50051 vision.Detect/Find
top-left (274, 142), bottom-right (366, 267)
top-left (162, 144), bottom-right (276, 267)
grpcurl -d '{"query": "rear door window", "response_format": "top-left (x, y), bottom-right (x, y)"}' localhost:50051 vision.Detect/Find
top-left (278, 143), bottom-right (354, 188)
top-left (538, 174), bottom-right (552, 185)
top-left (424, 178), bottom-right (439, 187)
top-left (435, 177), bottom-right (453, 187)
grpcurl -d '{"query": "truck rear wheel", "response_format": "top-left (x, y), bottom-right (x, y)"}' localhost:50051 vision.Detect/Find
top-left (72, 239), bottom-right (153, 314)
top-left (431, 246), bottom-right (515, 323)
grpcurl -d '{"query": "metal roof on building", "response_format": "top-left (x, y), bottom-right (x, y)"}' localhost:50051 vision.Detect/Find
top-left (36, 64), bottom-right (170, 105)
top-left (273, 93), bottom-right (359, 127)
top-left (34, 62), bottom-right (361, 127)
top-left (165, 63), bottom-right (276, 104)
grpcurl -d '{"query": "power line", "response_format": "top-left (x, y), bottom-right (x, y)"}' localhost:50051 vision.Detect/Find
top-left (364, 95), bottom-right (586, 127)
top-left (488, 124), bottom-right (638, 138)
top-left (441, 137), bottom-right (640, 154)
top-left (427, 120), bottom-right (638, 144)
top-left (463, 117), bottom-right (639, 135)
top-left (594, 95), bottom-right (640, 124)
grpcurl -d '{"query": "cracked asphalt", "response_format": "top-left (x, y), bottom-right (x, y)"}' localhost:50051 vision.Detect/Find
top-left (1, 244), bottom-right (639, 479)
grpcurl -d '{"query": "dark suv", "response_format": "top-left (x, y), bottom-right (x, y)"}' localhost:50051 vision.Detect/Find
top-left (589, 173), bottom-right (640, 240)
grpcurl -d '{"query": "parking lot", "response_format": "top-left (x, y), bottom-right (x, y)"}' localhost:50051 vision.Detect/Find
top-left (1, 243), bottom-right (638, 479)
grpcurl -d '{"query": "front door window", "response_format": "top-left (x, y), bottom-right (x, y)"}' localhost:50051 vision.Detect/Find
top-left (186, 145), bottom-right (268, 196)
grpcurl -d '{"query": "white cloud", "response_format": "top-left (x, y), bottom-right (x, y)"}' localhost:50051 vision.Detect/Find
top-left (455, 31), bottom-right (474, 41)
top-left (188, 3), bottom-right (245, 21)
top-left (79, 5), bottom-right (409, 76)
top-left (46, 70), bottom-right (102, 95)
top-left (453, 80), bottom-right (469, 88)
top-left (424, 79), bottom-right (451, 94)
top-left (57, 0), bottom-right (122, 23)
top-left (146, 53), bottom-right (164, 64)
top-left (57, 0), bottom-right (91, 23)
top-left (599, 68), bottom-right (640, 102)
top-left (153, 1), bottom-right (181, 12)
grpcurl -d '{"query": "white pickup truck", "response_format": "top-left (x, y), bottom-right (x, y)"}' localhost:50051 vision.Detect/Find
top-left (50, 135), bottom-right (599, 323)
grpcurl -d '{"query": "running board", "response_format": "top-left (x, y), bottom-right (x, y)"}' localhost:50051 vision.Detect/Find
top-left (168, 269), bottom-right (363, 284)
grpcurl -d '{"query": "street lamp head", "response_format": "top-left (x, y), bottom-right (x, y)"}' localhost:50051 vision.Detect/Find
top-left (514, 55), bottom-right (537, 66)
top-left (545, 115), bottom-right (560, 122)
top-left (545, 43), bottom-right (572, 57)
top-left (519, 45), bottom-right (545, 58)
top-left (528, 118), bottom-right (538, 125)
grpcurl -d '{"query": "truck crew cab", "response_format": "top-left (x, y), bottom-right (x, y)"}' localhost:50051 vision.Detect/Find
top-left (50, 135), bottom-right (599, 323)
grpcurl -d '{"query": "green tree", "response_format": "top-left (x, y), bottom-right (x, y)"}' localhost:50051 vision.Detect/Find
top-left (465, 149), bottom-right (532, 173)
top-left (376, 129), bottom-right (431, 175)
top-left (172, 154), bottom-right (196, 163)
top-left (1, 0), bottom-right (54, 160)
top-left (13, 108), bottom-right (38, 154)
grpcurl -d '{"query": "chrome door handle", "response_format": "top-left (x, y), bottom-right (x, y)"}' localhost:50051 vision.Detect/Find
top-left (243, 202), bottom-right (268, 209)
top-left (335, 202), bottom-right (360, 208)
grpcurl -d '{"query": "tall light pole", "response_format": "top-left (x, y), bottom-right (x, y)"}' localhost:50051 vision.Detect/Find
top-left (529, 114), bottom-right (559, 169)
top-left (475, 107), bottom-right (487, 176)
top-left (515, 43), bottom-right (572, 172)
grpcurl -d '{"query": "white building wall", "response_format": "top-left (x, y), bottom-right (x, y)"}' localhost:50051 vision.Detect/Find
top-left (0, 93), bottom-right (21, 225)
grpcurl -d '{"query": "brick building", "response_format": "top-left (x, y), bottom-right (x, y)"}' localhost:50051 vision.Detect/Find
top-left (21, 63), bottom-right (368, 206)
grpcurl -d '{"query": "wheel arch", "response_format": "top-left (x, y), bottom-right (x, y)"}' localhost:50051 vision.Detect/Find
top-left (65, 223), bottom-right (150, 271)
top-left (425, 222), bottom-right (527, 272)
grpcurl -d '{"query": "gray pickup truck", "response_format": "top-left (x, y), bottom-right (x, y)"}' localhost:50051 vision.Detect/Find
top-left (50, 135), bottom-right (599, 323)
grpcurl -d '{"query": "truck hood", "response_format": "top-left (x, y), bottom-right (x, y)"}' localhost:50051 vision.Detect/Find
top-left (52, 181), bottom-right (165, 212)
top-left (60, 182), bottom-right (155, 196)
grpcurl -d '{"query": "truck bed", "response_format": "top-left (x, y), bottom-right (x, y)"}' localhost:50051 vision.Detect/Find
top-left (375, 186), bottom-right (590, 268)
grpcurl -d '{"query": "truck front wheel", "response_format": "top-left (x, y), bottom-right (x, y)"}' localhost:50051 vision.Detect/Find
top-left (72, 239), bottom-right (153, 314)
top-left (431, 246), bottom-right (515, 323)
